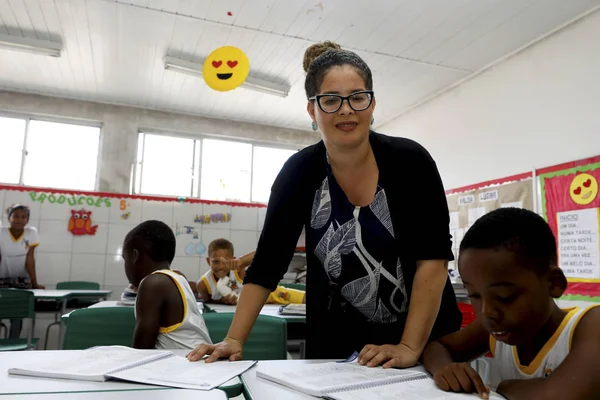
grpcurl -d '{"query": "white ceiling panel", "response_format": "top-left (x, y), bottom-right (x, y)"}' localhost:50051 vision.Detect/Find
top-left (0, 0), bottom-right (598, 131)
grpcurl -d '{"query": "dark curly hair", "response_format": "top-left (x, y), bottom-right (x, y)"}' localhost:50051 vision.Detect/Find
top-left (459, 208), bottom-right (557, 271)
top-left (303, 41), bottom-right (373, 99)
top-left (124, 220), bottom-right (176, 264)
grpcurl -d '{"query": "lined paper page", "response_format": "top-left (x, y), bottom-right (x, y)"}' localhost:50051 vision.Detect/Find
top-left (328, 378), bottom-right (505, 400)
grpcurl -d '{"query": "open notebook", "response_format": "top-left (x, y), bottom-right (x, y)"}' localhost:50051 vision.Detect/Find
top-left (8, 346), bottom-right (256, 391)
top-left (256, 357), bottom-right (505, 399)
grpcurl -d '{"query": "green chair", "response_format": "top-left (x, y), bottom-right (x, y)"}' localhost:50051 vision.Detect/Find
top-left (0, 289), bottom-right (39, 351)
top-left (203, 313), bottom-right (288, 361)
top-left (62, 307), bottom-right (136, 349)
top-left (44, 281), bottom-right (101, 349)
top-left (279, 282), bottom-right (306, 291)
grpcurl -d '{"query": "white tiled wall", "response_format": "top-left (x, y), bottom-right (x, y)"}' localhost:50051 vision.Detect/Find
top-left (0, 188), bottom-right (265, 299)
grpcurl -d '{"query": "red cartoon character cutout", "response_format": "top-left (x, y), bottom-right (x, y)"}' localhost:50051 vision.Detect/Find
top-left (68, 209), bottom-right (98, 236)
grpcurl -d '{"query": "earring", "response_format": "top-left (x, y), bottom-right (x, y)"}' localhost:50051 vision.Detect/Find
top-left (311, 121), bottom-right (318, 131)
top-left (370, 116), bottom-right (374, 126)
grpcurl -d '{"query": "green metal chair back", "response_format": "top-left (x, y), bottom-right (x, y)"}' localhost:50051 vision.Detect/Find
top-left (203, 312), bottom-right (287, 360)
top-left (0, 289), bottom-right (38, 351)
top-left (0, 289), bottom-right (35, 319)
top-left (279, 282), bottom-right (306, 291)
top-left (56, 281), bottom-right (101, 290)
top-left (62, 307), bottom-right (136, 350)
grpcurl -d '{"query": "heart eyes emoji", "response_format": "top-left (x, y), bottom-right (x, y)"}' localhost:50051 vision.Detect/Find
top-left (211, 60), bottom-right (238, 68)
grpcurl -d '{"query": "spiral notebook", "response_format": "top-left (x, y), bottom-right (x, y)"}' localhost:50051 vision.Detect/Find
top-left (256, 354), bottom-right (428, 398)
top-left (256, 353), bottom-right (504, 399)
top-left (8, 346), bottom-right (256, 390)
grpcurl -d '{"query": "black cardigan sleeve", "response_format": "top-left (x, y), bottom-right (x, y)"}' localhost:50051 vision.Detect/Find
top-left (407, 141), bottom-right (453, 262)
top-left (243, 145), bottom-right (319, 291)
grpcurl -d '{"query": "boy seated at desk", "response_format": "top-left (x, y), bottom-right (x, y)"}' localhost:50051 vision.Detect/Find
top-left (422, 208), bottom-right (600, 400)
top-left (123, 220), bottom-right (212, 350)
top-left (197, 238), bottom-right (305, 306)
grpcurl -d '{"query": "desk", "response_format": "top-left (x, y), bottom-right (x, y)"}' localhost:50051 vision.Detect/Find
top-left (0, 390), bottom-right (226, 399)
top-left (29, 289), bottom-right (112, 348)
top-left (0, 351), bottom-right (232, 399)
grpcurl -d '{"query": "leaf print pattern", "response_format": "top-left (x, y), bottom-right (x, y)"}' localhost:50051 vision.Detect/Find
top-left (369, 189), bottom-right (394, 238)
top-left (310, 177), bottom-right (331, 229)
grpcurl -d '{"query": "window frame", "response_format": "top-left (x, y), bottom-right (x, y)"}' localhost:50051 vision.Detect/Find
top-left (134, 130), bottom-right (300, 203)
top-left (0, 111), bottom-right (102, 190)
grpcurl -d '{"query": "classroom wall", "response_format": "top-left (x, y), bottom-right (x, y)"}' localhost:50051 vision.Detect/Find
top-left (0, 186), bottom-right (268, 300)
top-left (0, 90), bottom-right (320, 194)
top-left (378, 9), bottom-right (600, 190)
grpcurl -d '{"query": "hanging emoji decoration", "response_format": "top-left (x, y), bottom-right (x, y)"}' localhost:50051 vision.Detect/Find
top-left (68, 209), bottom-right (98, 236)
top-left (203, 46), bottom-right (250, 92)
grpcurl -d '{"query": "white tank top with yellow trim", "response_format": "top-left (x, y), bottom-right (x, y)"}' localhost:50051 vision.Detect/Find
top-left (200, 270), bottom-right (243, 301)
top-left (149, 269), bottom-right (212, 350)
top-left (488, 305), bottom-right (599, 386)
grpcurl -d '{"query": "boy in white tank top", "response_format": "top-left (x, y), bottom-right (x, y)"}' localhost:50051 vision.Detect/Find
top-left (123, 220), bottom-right (211, 350)
top-left (422, 208), bottom-right (600, 399)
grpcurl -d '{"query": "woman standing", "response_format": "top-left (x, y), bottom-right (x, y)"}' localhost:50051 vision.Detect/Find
top-left (189, 41), bottom-right (462, 367)
top-left (0, 204), bottom-right (43, 338)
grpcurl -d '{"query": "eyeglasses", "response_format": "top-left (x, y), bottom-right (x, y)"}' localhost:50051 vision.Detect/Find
top-left (309, 90), bottom-right (374, 114)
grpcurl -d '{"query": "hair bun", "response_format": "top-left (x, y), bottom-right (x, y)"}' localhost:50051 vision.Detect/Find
top-left (303, 41), bottom-right (342, 72)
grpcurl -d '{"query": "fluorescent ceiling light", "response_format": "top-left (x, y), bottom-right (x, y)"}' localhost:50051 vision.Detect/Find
top-left (164, 56), bottom-right (289, 98)
top-left (0, 33), bottom-right (62, 57)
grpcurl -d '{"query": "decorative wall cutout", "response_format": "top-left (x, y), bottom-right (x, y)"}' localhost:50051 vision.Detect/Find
top-left (30, 191), bottom-right (112, 208)
top-left (194, 213), bottom-right (231, 224)
top-left (68, 209), bottom-right (98, 236)
top-left (185, 242), bottom-right (206, 256)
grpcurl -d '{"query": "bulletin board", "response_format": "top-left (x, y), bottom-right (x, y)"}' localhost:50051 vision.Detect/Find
top-left (538, 155), bottom-right (600, 302)
top-left (446, 173), bottom-right (534, 269)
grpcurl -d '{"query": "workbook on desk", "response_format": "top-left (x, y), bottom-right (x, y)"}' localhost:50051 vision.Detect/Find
top-left (256, 356), bottom-right (504, 399)
top-left (8, 346), bottom-right (256, 391)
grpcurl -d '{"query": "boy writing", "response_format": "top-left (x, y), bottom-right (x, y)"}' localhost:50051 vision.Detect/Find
top-left (197, 238), bottom-right (305, 305)
top-left (422, 208), bottom-right (600, 400)
top-left (123, 220), bottom-right (212, 350)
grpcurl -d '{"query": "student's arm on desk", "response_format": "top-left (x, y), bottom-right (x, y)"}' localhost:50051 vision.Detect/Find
top-left (132, 274), bottom-right (165, 349)
top-left (187, 283), bottom-right (270, 362)
top-left (497, 307), bottom-right (600, 400)
top-left (422, 318), bottom-right (491, 399)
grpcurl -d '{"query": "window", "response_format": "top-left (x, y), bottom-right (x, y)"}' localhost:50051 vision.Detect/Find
top-left (23, 121), bottom-right (100, 190)
top-left (138, 134), bottom-right (197, 197)
top-left (135, 132), bottom-right (297, 203)
top-left (0, 116), bottom-right (101, 190)
top-left (201, 139), bottom-right (252, 202)
top-left (251, 146), bottom-right (296, 203)
top-left (0, 117), bottom-right (26, 184)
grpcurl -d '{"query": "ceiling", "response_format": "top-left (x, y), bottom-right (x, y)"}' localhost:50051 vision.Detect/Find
top-left (0, 0), bottom-right (598, 132)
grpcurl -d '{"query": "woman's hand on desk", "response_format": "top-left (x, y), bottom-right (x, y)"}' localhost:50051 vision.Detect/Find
top-left (186, 339), bottom-right (243, 363)
top-left (358, 343), bottom-right (419, 368)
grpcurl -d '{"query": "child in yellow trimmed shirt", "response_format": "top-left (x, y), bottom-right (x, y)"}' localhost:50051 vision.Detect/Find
top-left (197, 238), bottom-right (305, 305)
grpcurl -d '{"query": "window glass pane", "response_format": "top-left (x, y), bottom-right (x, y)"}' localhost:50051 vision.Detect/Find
top-left (201, 139), bottom-right (252, 202)
top-left (251, 146), bottom-right (296, 203)
top-left (0, 116), bottom-right (26, 184)
top-left (23, 120), bottom-right (100, 190)
top-left (140, 133), bottom-right (195, 197)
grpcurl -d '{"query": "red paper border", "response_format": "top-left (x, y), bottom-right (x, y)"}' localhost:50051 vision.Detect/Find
top-left (536, 156), bottom-right (600, 176)
top-left (445, 172), bottom-right (533, 195)
top-left (0, 184), bottom-right (267, 209)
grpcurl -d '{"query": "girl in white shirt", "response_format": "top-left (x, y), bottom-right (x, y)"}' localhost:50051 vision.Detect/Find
top-left (0, 204), bottom-right (43, 338)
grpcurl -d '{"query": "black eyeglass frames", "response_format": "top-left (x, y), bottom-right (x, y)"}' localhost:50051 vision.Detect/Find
top-left (309, 90), bottom-right (374, 113)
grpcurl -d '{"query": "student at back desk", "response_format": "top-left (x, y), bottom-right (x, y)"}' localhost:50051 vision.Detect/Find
top-left (197, 238), bottom-right (305, 306)
top-left (123, 220), bottom-right (211, 350)
top-left (422, 208), bottom-right (600, 400)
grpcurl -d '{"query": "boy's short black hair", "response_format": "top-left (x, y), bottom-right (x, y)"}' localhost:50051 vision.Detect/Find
top-left (459, 208), bottom-right (557, 270)
top-left (208, 238), bottom-right (234, 257)
top-left (124, 220), bottom-right (176, 264)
